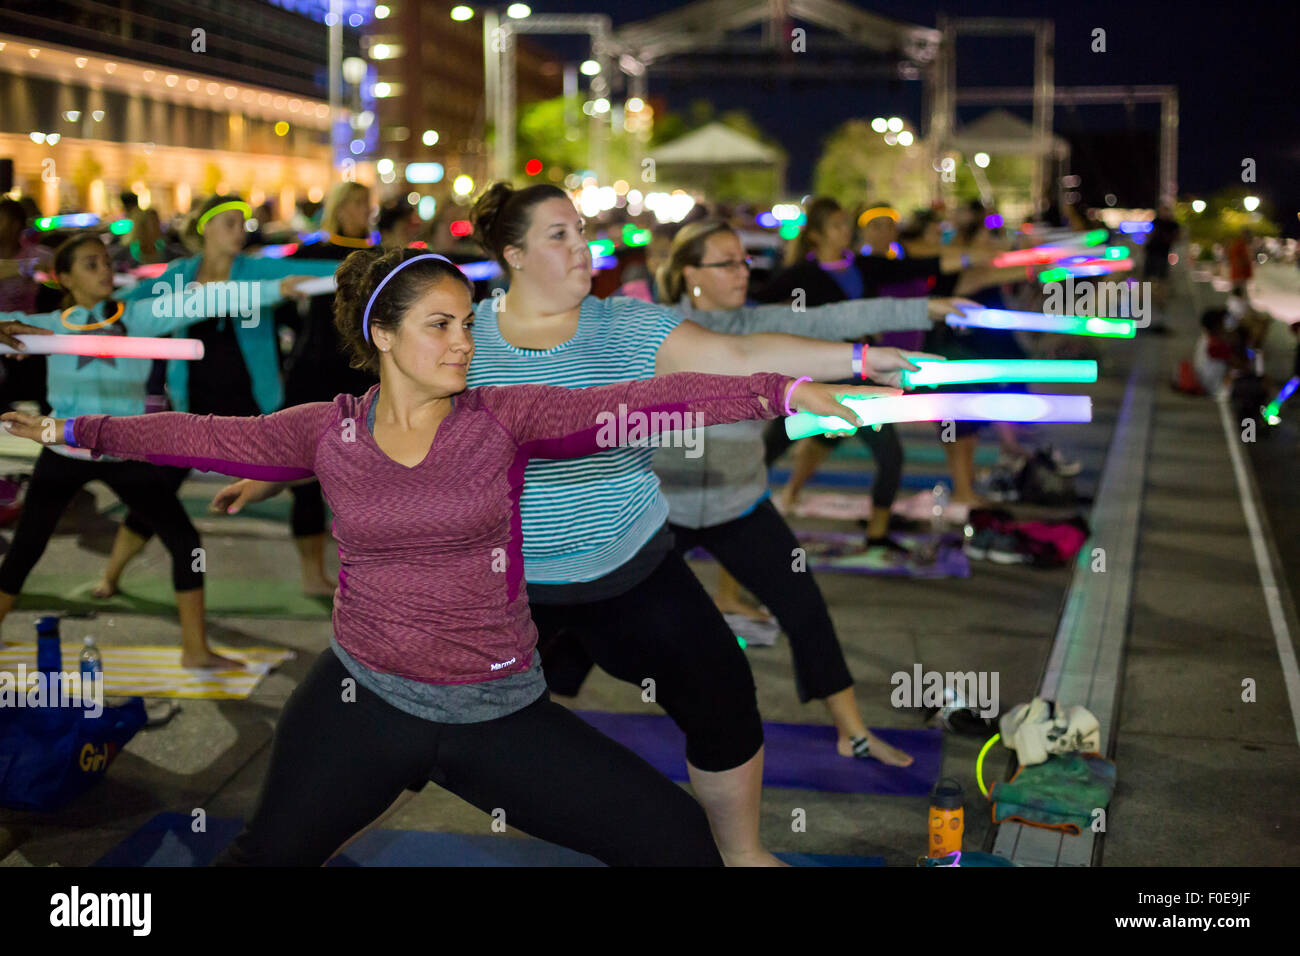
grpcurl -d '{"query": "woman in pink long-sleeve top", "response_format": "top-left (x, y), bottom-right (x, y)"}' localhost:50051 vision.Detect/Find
top-left (2, 250), bottom-right (891, 866)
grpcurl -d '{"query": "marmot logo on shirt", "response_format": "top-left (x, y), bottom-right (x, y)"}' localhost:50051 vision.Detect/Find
top-left (490, 657), bottom-right (517, 671)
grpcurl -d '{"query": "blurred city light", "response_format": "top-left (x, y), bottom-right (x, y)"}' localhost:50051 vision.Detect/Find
top-left (453, 174), bottom-right (475, 196)
top-left (580, 60), bottom-right (600, 76)
top-left (450, 6), bottom-right (474, 21)
top-left (886, 117), bottom-right (904, 133)
top-left (871, 117), bottom-right (888, 133)
top-left (507, 3), bottom-right (531, 17)
top-left (974, 152), bottom-right (990, 168)
top-left (1244, 195), bottom-right (1260, 212)
top-left (1191, 200), bottom-right (1206, 213)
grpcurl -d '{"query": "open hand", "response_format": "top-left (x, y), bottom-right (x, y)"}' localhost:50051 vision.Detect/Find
top-left (210, 478), bottom-right (285, 514)
top-left (787, 380), bottom-right (903, 433)
top-left (927, 297), bottom-right (979, 323)
top-left (0, 411), bottom-right (65, 445)
top-left (863, 347), bottom-right (945, 387)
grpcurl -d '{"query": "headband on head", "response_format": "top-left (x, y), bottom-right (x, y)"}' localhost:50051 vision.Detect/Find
top-left (857, 207), bottom-right (901, 228)
top-left (362, 253), bottom-right (456, 345)
top-left (196, 201), bottom-right (253, 235)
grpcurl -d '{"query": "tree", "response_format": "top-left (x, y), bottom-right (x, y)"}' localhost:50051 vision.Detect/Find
top-left (812, 120), bottom-right (933, 212)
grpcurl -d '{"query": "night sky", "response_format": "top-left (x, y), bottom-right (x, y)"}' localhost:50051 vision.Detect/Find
top-left (527, 0), bottom-right (1300, 234)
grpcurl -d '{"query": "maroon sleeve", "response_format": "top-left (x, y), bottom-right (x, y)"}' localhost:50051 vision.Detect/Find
top-left (476, 372), bottom-right (792, 460)
top-left (70, 402), bottom-right (338, 480)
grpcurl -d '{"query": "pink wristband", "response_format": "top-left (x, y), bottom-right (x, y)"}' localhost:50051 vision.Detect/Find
top-left (784, 376), bottom-right (812, 416)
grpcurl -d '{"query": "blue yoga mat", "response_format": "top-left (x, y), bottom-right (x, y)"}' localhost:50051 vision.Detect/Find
top-left (95, 814), bottom-right (886, 866)
top-left (576, 712), bottom-right (942, 796)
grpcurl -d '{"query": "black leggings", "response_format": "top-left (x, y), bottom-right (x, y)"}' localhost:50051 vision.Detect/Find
top-left (213, 647), bottom-right (721, 866)
top-left (670, 499), bottom-right (853, 703)
top-left (529, 550), bottom-right (764, 772)
top-left (763, 418), bottom-right (903, 510)
top-left (0, 449), bottom-right (203, 593)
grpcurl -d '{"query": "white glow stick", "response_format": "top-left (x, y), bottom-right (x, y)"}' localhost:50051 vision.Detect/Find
top-left (0, 335), bottom-right (205, 360)
top-left (294, 276), bottom-right (338, 296)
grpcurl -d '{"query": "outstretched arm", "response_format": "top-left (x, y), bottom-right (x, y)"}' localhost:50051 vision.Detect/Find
top-left (478, 372), bottom-right (900, 460)
top-left (688, 298), bottom-right (929, 339)
top-left (1, 402), bottom-right (336, 481)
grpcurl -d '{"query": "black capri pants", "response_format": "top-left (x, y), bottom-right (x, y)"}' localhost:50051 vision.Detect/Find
top-left (763, 418), bottom-right (903, 511)
top-left (670, 499), bottom-right (854, 704)
top-left (0, 448), bottom-right (203, 594)
top-left (529, 549), bottom-right (765, 773)
top-left (213, 647), bottom-right (721, 867)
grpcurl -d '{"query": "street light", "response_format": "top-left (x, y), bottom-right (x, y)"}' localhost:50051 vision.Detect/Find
top-left (580, 59), bottom-right (601, 76)
top-left (871, 117), bottom-right (888, 133)
top-left (1191, 200), bottom-right (1206, 213)
top-left (451, 5), bottom-right (474, 21)
top-left (506, 3), bottom-right (531, 17)
top-left (887, 117), bottom-right (903, 133)
top-left (974, 152), bottom-right (990, 168)
top-left (453, 174), bottom-right (475, 196)
top-left (1243, 195), bottom-right (1260, 212)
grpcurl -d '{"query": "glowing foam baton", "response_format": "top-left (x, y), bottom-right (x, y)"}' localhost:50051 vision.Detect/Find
top-left (946, 307), bottom-right (1136, 338)
top-left (1264, 376), bottom-right (1299, 424)
top-left (992, 246), bottom-right (1077, 268)
top-left (784, 392), bottom-right (1092, 440)
top-left (899, 359), bottom-right (1097, 388)
top-left (0, 335), bottom-right (205, 361)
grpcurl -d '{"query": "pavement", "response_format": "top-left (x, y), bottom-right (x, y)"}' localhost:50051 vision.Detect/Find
top-left (1, 260), bottom-right (1296, 866)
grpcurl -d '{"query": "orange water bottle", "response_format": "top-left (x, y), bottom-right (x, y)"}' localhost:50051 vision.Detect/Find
top-left (928, 777), bottom-right (964, 858)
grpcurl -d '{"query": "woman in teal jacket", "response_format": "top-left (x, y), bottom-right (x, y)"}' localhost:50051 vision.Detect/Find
top-left (0, 232), bottom-right (313, 666)
top-left (95, 195), bottom-right (338, 603)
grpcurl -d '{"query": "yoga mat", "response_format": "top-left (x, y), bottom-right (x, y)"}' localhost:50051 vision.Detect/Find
top-left (95, 814), bottom-right (887, 867)
top-left (688, 530), bottom-right (970, 578)
top-left (16, 575), bottom-right (332, 619)
top-left (768, 468), bottom-right (956, 491)
top-left (0, 643), bottom-right (294, 699)
top-left (771, 489), bottom-right (971, 526)
top-left (576, 712), bottom-right (943, 796)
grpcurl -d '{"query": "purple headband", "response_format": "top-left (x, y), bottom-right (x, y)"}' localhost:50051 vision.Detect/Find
top-left (362, 253), bottom-right (457, 345)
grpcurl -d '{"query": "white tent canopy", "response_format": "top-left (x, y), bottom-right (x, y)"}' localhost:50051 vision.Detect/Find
top-left (648, 122), bottom-right (783, 166)
top-left (949, 109), bottom-right (1068, 158)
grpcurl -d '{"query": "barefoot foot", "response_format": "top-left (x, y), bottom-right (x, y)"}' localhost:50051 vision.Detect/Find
top-left (838, 732), bottom-right (914, 767)
top-left (180, 650), bottom-right (246, 670)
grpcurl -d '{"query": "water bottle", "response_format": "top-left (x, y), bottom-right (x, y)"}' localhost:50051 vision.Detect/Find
top-left (928, 777), bottom-right (965, 858)
top-left (931, 482), bottom-right (950, 533)
top-left (79, 635), bottom-right (103, 686)
top-left (36, 615), bottom-right (62, 677)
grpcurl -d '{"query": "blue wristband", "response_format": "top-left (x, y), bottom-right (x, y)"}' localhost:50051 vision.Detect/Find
top-left (64, 418), bottom-right (78, 448)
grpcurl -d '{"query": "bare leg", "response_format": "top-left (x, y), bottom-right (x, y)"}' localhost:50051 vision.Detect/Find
top-left (776, 439), bottom-right (833, 512)
top-left (176, 588), bottom-right (243, 669)
top-left (0, 590), bottom-right (15, 644)
top-left (93, 525), bottom-right (148, 598)
top-left (295, 533), bottom-right (337, 597)
top-left (865, 506), bottom-right (891, 540)
top-left (823, 687), bottom-right (913, 766)
top-left (942, 435), bottom-right (988, 506)
top-left (712, 568), bottom-right (771, 622)
top-left (687, 748), bottom-right (785, 867)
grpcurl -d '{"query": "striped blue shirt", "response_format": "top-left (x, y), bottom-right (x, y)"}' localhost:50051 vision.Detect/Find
top-left (467, 295), bottom-right (682, 583)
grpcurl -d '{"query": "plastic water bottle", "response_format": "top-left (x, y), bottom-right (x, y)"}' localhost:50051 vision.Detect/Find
top-left (36, 615), bottom-right (62, 677)
top-left (931, 482), bottom-right (950, 533)
top-left (928, 777), bottom-right (965, 858)
top-left (79, 635), bottom-right (102, 685)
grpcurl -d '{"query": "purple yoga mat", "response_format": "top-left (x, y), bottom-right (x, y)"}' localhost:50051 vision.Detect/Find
top-left (576, 712), bottom-right (943, 796)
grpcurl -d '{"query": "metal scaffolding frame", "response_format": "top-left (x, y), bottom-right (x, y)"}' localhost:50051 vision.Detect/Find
top-left (487, 0), bottom-right (939, 184)
top-left (933, 16), bottom-right (1178, 210)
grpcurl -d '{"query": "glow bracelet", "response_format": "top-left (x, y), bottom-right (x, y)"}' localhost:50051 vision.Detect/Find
top-left (946, 307), bottom-right (1136, 338)
top-left (784, 392), bottom-right (1092, 440)
top-left (899, 359), bottom-right (1098, 388)
top-left (0, 335), bottom-right (205, 360)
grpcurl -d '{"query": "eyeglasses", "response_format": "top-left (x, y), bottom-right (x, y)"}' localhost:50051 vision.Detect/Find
top-left (696, 257), bottom-right (752, 272)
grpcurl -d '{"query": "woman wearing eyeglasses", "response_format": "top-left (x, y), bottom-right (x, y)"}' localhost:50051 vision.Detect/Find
top-left (649, 219), bottom-right (971, 764)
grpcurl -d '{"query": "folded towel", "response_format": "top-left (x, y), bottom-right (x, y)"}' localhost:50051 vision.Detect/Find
top-left (991, 752), bottom-right (1116, 834)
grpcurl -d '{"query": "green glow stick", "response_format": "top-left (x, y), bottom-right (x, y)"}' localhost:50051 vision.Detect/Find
top-left (1082, 228), bottom-right (1108, 246)
top-left (784, 392), bottom-right (1092, 440)
top-left (947, 308), bottom-right (1136, 338)
top-left (899, 359), bottom-right (1097, 388)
